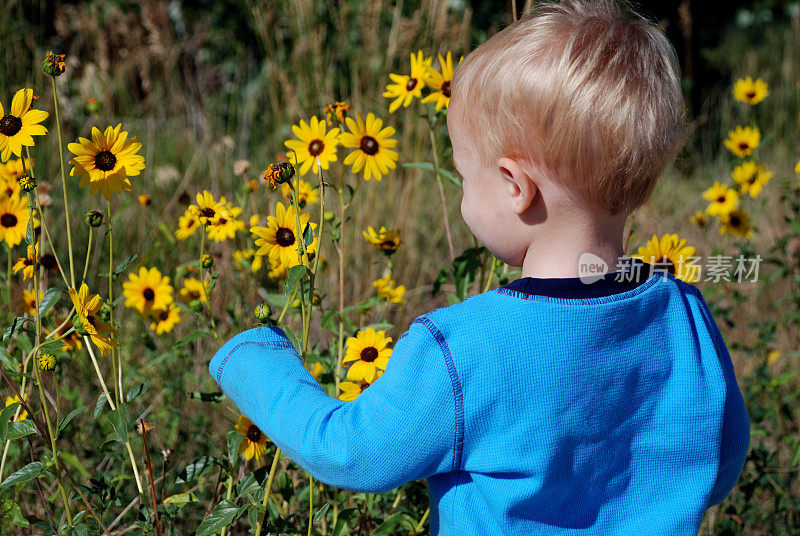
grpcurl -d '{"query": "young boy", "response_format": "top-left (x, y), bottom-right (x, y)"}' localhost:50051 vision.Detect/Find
top-left (209, 1), bottom-right (750, 534)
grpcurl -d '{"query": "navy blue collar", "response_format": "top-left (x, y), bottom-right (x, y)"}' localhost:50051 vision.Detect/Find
top-left (501, 258), bottom-right (653, 299)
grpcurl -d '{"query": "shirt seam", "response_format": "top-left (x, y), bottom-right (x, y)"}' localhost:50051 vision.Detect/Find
top-left (215, 340), bottom-right (295, 384)
top-left (493, 271), bottom-right (665, 305)
top-left (412, 316), bottom-right (465, 473)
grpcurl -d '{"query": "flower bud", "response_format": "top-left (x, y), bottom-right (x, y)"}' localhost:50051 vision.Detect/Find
top-left (37, 353), bottom-right (56, 371)
top-left (323, 210), bottom-right (335, 222)
top-left (99, 302), bottom-right (112, 322)
top-left (200, 254), bottom-right (214, 269)
top-left (18, 175), bottom-right (35, 192)
top-left (189, 299), bottom-right (204, 313)
top-left (86, 97), bottom-right (101, 114)
top-left (72, 314), bottom-right (89, 336)
top-left (42, 51), bottom-right (66, 77)
top-left (254, 303), bottom-right (271, 321)
top-left (311, 294), bottom-right (321, 306)
top-left (84, 210), bottom-right (103, 227)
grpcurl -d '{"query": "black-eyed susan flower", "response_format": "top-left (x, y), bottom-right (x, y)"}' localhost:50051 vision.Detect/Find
top-left (723, 126), bottom-right (760, 158)
top-left (339, 112), bottom-right (399, 181)
top-left (363, 225), bottom-right (401, 254)
top-left (137, 194), bottom-right (151, 207)
top-left (281, 179), bottom-right (319, 208)
top-left (632, 234), bottom-right (699, 283)
top-left (175, 208), bottom-right (200, 240)
top-left (0, 178), bottom-right (21, 200)
top-left (732, 76), bottom-right (768, 105)
top-left (343, 328), bottom-right (392, 383)
top-left (149, 304), bottom-right (181, 335)
top-left (383, 51), bottom-right (432, 113)
top-left (68, 283), bottom-right (119, 356)
top-left (12, 244), bottom-right (37, 280)
top-left (421, 52), bottom-right (457, 111)
top-left (702, 182), bottom-right (739, 217)
top-left (189, 190), bottom-right (227, 227)
top-left (251, 202), bottom-right (318, 277)
top-left (0, 89), bottom-right (49, 162)
top-left (689, 211), bottom-right (708, 228)
top-left (179, 277), bottom-right (209, 304)
top-left (4, 394), bottom-right (27, 421)
top-left (284, 116), bottom-right (340, 176)
top-left (732, 160), bottom-right (772, 199)
top-left (0, 194), bottom-right (35, 248)
top-left (235, 415), bottom-right (269, 462)
top-left (22, 288), bottom-right (43, 316)
top-left (338, 379), bottom-right (379, 402)
top-left (719, 208), bottom-right (753, 239)
top-left (67, 124), bottom-right (145, 200)
top-left (206, 198), bottom-right (245, 242)
top-left (122, 266), bottom-right (174, 316)
top-left (46, 317), bottom-right (82, 352)
top-left (372, 274), bottom-right (406, 304)
top-left (305, 361), bottom-right (323, 381)
top-left (0, 157), bottom-right (30, 185)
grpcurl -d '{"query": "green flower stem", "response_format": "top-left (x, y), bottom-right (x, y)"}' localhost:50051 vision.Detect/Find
top-left (106, 201), bottom-right (120, 407)
top-left (255, 447), bottom-right (282, 536)
top-left (219, 473), bottom-right (234, 536)
top-left (33, 194), bottom-right (69, 287)
top-left (198, 230), bottom-right (222, 346)
top-left (428, 119), bottom-right (455, 262)
top-left (81, 227), bottom-right (93, 286)
top-left (50, 75), bottom-right (76, 287)
top-left (83, 337), bottom-right (144, 494)
top-left (6, 245), bottom-right (11, 317)
top-left (26, 191), bottom-right (73, 525)
top-left (413, 507), bottom-right (430, 534)
top-left (308, 474), bottom-right (314, 536)
top-left (334, 182), bottom-right (346, 396)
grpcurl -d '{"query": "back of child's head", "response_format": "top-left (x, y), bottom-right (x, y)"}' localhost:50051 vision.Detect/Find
top-left (450, 0), bottom-right (685, 215)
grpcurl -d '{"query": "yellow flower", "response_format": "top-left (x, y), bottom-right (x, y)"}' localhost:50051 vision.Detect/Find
top-left (338, 379), bottom-right (383, 402)
top-left (339, 112), bottom-right (399, 181)
top-left (281, 179), bottom-right (319, 207)
top-left (732, 161), bottom-right (772, 199)
top-left (324, 101), bottom-right (351, 124)
top-left (67, 124), bottom-right (145, 200)
top-left (0, 177), bottom-right (21, 200)
top-left (206, 198), bottom-right (245, 242)
top-left (284, 116), bottom-right (340, 176)
top-left (632, 234), bottom-right (699, 283)
top-left (235, 415), bottom-right (269, 462)
top-left (68, 283), bottom-right (119, 356)
top-left (702, 182), bottom-right (739, 217)
top-left (732, 76), bottom-right (768, 105)
top-left (122, 266), bottom-right (174, 315)
top-left (689, 211), bottom-right (708, 228)
top-left (719, 208), bottom-right (753, 239)
top-left (767, 350), bottom-right (782, 365)
top-left (372, 275), bottom-right (406, 304)
top-left (175, 208), bottom-right (201, 240)
top-left (0, 89), bottom-right (48, 162)
top-left (179, 278), bottom-right (209, 304)
top-left (138, 194), bottom-right (151, 207)
top-left (0, 194), bottom-right (36, 248)
top-left (46, 317), bottom-right (82, 352)
top-left (149, 304), bottom-right (181, 334)
top-left (305, 361), bottom-right (324, 380)
top-left (723, 126), bottom-right (760, 158)
top-left (363, 226), bottom-right (401, 253)
top-left (22, 288), bottom-right (43, 316)
top-left (4, 394), bottom-right (27, 421)
top-left (343, 328), bottom-right (392, 383)
top-left (421, 52), bottom-right (457, 111)
top-left (189, 191), bottom-right (227, 226)
top-left (795, 160), bottom-right (800, 174)
top-left (251, 202), bottom-right (318, 277)
top-left (12, 243), bottom-right (37, 280)
top-left (0, 157), bottom-right (31, 186)
top-left (383, 51), bottom-right (432, 113)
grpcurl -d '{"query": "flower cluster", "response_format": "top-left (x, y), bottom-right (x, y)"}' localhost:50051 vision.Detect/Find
top-left (383, 50), bottom-right (459, 113)
top-left (339, 328), bottom-right (393, 401)
top-left (122, 267), bottom-right (181, 335)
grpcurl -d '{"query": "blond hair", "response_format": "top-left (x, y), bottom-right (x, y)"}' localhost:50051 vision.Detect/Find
top-left (450, 0), bottom-right (685, 215)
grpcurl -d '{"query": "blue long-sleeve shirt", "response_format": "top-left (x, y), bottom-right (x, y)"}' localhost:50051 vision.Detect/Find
top-left (209, 268), bottom-right (750, 535)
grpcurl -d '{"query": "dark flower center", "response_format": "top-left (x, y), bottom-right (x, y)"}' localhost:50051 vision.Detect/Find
top-left (94, 150), bottom-right (117, 172)
top-left (216, 217), bottom-right (227, 225)
top-left (441, 80), bottom-right (451, 98)
top-left (308, 140), bottom-right (324, 156)
top-left (382, 240), bottom-right (395, 248)
top-left (41, 253), bottom-right (57, 270)
top-left (246, 424), bottom-right (263, 443)
top-left (200, 208), bottom-right (215, 219)
top-left (360, 346), bottom-right (379, 362)
top-left (737, 142), bottom-right (749, 151)
top-left (747, 175), bottom-right (757, 185)
top-left (746, 91), bottom-right (755, 99)
top-left (717, 195), bottom-right (726, 203)
top-left (159, 310), bottom-right (169, 321)
top-left (1, 213), bottom-right (18, 228)
top-left (360, 136), bottom-right (379, 156)
top-left (276, 227), bottom-right (295, 247)
top-left (0, 115), bottom-right (22, 136)
top-left (143, 288), bottom-right (155, 301)
top-left (406, 78), bottom-right (418, 92)
top-left (86, 314), bottom-right (97, 327)
top-left (730, 215), bottom-right (741, 227)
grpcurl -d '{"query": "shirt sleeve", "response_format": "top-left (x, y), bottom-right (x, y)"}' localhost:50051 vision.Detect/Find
top-left (208, 319), bottom-right (459, 493)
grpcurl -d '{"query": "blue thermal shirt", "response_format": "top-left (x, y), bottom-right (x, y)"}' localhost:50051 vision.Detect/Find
top-left (209, 266), bottom-right (750, 535)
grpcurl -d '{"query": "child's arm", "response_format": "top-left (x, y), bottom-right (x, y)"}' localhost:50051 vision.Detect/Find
top-left (209, 319), bottom-right (459, 493)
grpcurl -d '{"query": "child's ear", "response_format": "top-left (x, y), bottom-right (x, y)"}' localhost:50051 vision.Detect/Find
top-left (497, 157), bottom-right (538, 215)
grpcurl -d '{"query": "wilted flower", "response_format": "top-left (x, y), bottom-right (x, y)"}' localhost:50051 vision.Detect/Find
top-left (42, 51), bottom-right (66, 77)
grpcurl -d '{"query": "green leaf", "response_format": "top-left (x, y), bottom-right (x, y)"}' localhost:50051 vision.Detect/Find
top-left (25, 218), bottom-right (34, 246)
top-left (2, 368), bottom-right (34, 381)
top-left (58, 406), bottom-right (85, 435)
top-left (0, 403), bottom-right (19, 442)
top-left (195, 499), bottom-right (238, 536)
top-left (163, 492), bottom-right (198, 507)
top-left (93, 393), bottom-right (107, 419)
top-left (401, 162), bottom-right (461, 186)
top-left (284, 265), bottom-right (309, 296)
top-left (125, 382), bottom-right (150, 403)
top-left (303, 222), bottom-right (314, 247)
top-left (227, 431), bottom-right (242, 468)
top-left (187, 391), bottom-right (226, 403)
top-left (0, 461), bottom-right (47, 490)
top-left (113, 254), bottom-right (138, 277)
top-left (38, 287), bottom-right (62, 317)
top-left (371, 512), bottom-right (418, 536)
top-left (174, 330), bottom-right (208, 348)
top-left (175, 456), bottom-right (218, 484)
top-left (282, 325), bottom-right (302, 354)
top-left (331, 508), bottom-right (359, 536)
top-left (362, 322), bottom-right (393, 333)
top-left (105, 404), bottom-right (130, 443)
top-left (1, 498), bottom-right (29, 527)
top-left (6, 420), bottom-right (37, 440)
top-left (0, 346), bottom-right (17, 371)
top-left (3, 317), bottom-right (28, 341)
top-left (313, 502), bottom-right (330, 524)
